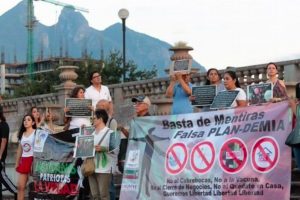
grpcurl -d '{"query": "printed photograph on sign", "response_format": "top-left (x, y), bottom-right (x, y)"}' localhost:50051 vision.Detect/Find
top-left (80, 126), bottom-right (95, 136)
top-left (247, 83), bottom-right (273, 105)
top-left (34, 129), bottom-right (49, 152)
top-left (169, 59), bottom-right (192, 75)
top-left (74, 135), bottom-right (95, 158)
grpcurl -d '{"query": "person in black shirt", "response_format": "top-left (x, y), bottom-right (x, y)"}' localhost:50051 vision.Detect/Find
top-left (0, 106), bottom-right (17, 200)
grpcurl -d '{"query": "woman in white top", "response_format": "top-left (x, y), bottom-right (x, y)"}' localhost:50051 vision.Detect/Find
top-left (64, 86), bottom-right (91, 130)
top-left (89, 109), bottom-right (117, 200)
top-left (223, 70), bottom-right (247, 107)
top-left (15, 114), bottom-right (36, 200)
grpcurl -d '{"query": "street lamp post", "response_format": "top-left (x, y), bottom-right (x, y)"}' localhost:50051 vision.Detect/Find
top-left (118, 8), bottom-right (129, 83)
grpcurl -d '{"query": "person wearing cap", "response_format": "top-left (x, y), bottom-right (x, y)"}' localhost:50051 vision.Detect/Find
top-left (116, 95), bottom-right (152, 175)
top-left (166, 72), bottom-right (193, 114)
top-left (0, 106), bottom-right (17, 200)
top-left (131, 96), bottom-right (151, 117)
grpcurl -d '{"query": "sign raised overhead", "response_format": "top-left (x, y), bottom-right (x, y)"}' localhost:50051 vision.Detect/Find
top-left (169, 59), bottom-right (192, 75)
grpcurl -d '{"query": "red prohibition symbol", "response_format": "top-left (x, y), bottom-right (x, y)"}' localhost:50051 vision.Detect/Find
top-left (251, 136), bottom-right (279, 173)
top-left (190, 141), bottom-right (215, 174)
top-left (219, 137), bottom-right (248, 174)
top-left (165, 143), bottom-right (188, 175)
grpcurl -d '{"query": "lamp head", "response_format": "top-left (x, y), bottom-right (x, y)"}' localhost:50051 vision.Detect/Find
top-left (118, 8), bottom-right (129, 20)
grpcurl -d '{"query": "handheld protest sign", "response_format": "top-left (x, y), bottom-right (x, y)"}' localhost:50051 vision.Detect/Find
top-left (169, 59), bottom-right (192, 75)
top-left (210, 90), bottom-right (239, 109)
top-left (65, 98), bottom-right (92, 117)
top-left (192, 85), bottom-right (216, 106)
top-left (74, 135), bottom-right (95, 158)
top-left (247, 83), bottom-right (273, 105)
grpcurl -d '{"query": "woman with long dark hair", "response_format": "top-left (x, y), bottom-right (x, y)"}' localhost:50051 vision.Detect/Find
top-left (64, 86), bottom-right (91, 130)
top-left (223, 70), bottom-right (247, 107)
top-left (15, 114), bottom-right (37, 200)
top-left (190, 68), bottom-right (225, 111)
top-left (31, 106), bottom-right (42, 127)
top-left (205, 68), bottom-right (225, 91)
top-left (266, 62), bottom-right (288, 102)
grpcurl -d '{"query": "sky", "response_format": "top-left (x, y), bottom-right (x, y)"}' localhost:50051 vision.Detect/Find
top-left (0, 0), bottom-right (300, 70)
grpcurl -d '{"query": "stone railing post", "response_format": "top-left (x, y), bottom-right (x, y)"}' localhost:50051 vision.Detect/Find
top-left (54, 65), bottom-right (79, 124)
top-left (158, 43), bottom-right (199, 115)
top-left (283, 62), bottom-right (300, 97)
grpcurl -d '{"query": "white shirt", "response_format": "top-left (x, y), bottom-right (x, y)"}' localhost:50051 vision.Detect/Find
top-left (69, 117), bottom-right (91, 130)
top-left (20, 131), bottom-right (35, 157)
top-left (231, 88), bottom-right (247, 107)
top-left (93, 127), bottom-right (118, 174)
top-left (85, 85), bottom-right (112, 108)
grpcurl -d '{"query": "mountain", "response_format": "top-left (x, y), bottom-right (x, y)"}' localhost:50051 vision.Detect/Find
top-left (0, 0), bottom-right (205, 76)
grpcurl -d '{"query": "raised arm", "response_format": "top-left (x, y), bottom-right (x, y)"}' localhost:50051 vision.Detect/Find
top-left (165, 75), bottom-right (177, 98)
top-left (176, 73), bottom-right (192, 95)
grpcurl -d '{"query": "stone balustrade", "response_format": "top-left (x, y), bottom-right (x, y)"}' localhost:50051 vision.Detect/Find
top-left (1, 59), bottom-right (299, 133)
top-left (1, 93), bottom-right (60, 135)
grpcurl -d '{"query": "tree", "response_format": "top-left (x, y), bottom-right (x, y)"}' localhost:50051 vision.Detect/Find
top-left (13, 70), bottom-right (60, 98)
top-left (7, 51), bottom-right (157, 98)
top-left (101, 51), bottom-right (157, 85)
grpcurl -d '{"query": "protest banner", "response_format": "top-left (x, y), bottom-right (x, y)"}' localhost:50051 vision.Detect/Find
top-left (30, 130), bottom-right (80, 199)
top-left (120, 101), bottom-right (291, 200)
